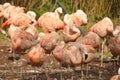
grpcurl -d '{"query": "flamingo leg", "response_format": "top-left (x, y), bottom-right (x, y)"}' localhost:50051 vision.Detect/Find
top-left (101, 38), bottom-right (106, 67)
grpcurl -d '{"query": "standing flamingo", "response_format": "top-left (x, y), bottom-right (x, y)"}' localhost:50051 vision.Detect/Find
top-left (88, 17), bottom-right (114, 66)
top-left (36, 7), bottom-right (64, 33)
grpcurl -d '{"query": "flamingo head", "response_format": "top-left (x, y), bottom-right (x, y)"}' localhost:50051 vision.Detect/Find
top-left (64, 14), bottom-right (71, 24)
top-left (56, 7), bottom-right (63, 14)
top-left (76, 10), bottom-right (88, 25)
top-left (27, 11), bottom-right (36, 19)
top-left (3, 2), bottom-right (11, 9)
top-left (64, 14), bottom-right (75, 27)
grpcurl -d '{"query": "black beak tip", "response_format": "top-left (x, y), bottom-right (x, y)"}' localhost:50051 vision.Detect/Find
top-left (30, 21), bottom-right (34, 24)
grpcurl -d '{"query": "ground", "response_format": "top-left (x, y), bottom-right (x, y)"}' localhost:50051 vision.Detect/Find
top-left (0, 38), bottom-right (119, 80)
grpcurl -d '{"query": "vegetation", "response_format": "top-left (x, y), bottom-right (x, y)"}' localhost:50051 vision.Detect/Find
top-left (0, 0), bottom-right (119, 30)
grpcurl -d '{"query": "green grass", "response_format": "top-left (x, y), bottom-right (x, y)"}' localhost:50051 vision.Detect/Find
top-left (0, 33), bottom-right (6, 40)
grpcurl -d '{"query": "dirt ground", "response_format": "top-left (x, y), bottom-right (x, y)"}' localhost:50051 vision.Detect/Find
top-left (0, 39), bottom-right (120, 80)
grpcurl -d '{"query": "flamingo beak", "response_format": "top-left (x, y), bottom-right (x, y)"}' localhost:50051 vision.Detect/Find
top-left (1, 20), bottom-right (11, 28)
top-left (35, 21), bottom-right (39, 27)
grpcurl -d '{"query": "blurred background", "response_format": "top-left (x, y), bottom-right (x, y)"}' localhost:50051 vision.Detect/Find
top-left (0, 0), bottom-right (119, 31)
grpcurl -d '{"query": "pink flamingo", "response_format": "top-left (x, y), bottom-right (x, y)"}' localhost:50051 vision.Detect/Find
top-left (53, 42), bottom-right (98, 65)
top-left (108, 32), bottom-right (120, 57)
top-left (63, 14), bottom-right (81, 42)
top-left (38, 31), bottom-right (60, 52)
top-left (53, 41), bottom-right (98, 79)
top-left (64, 9), bottom-right (87, 28)
top-left (2, 13), bottom-right (35, 28)
top-left (88, 17), bottom-right (113, 37)
top-left (2, 3), bottom-right (24, 19)
top-left (36, 7), bottom-right (64, 33)
top-left (28, 44), bottom-right (45, 66)
top-left (25, 25), bottom-right (38, 39)
top-left (76, 32), bottom-right (100, 48)
top-left (8, 24), bottom-right (39, 52)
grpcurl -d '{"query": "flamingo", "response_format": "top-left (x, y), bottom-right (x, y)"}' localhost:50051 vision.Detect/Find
top-left (28, 44), bottom-right (45, 66)
top-left (1, 4), bottom-right (37, 28)
top-left (53, 42), bottom-right (98, 66)
top-left (26, 11), bottom-right (37, 25)
top-left (64, 9), bottom-right (87, 28)
top-left (76, 32), bottom-right (100, 48)
top-left (22, 11), bottom-right (38, 39)
top-left (2, 2), bottom-right (12, 19)
top-left (8, 24), bottom-right (39, 52)
top-left (88, 17), bottom-right (113, 67)
top-left (2, 3), bottom-right (25, 19)
top-left (38, 31), bottom-right (60, 52)
top-left (108, 32), bottom-right (120, 57)
top-left (88, 17), bottom-right (113, 37)
top-left (108, 31), bottom-right (120, 67)
top-left (2, 13), bottom-right (35, 28)
top-left (53, 41), bottom-right (98, 79)
top-left (26, 11), bottom-right (36, 19)
top-left (36, 7), bottom-right (64, 33)
top-left (63, 14), bottom-right (80, 42)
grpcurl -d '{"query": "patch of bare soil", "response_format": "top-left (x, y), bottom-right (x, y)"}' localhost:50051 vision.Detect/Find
top-left (0, 39), bottom-right (119, 80)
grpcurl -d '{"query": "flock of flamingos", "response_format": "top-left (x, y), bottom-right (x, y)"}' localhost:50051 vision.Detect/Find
top-left (0, 2), bottom-right (120, 79)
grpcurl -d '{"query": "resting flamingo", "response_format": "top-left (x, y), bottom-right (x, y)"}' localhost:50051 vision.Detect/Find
top-left (108, 32), bottom-right (120, 57)
top-left (36, 7), bottom-right (64, 33)
top-left (76, 32), bottom-right (100, 48)
top-left (2, 3), bottom-right (25, 19)
top-left (2, 13), bottom-right (35, 28)
top-left (88, 17), bottom-right (113, 37)
top-left (53, 42), bottom-right (98, 66)
top-left (64, 9), bottom-right (87, 28)
top-left (63, 14), bottom-right (80, 42)
top-left (38, 31), bottom-right (60, 52)
top-left (8, 24), bottom-right (39, 53)
top-left (28, 44), bottom-right (45, 66)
